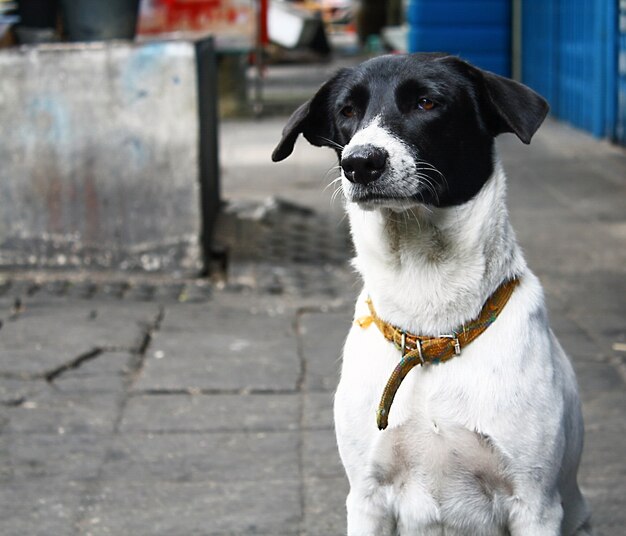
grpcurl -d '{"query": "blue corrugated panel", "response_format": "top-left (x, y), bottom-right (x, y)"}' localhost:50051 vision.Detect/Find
top-left (616, 0), bottom-right (626, 145)
top-left (522, 0), bottom-right (619, 141)
top-left (521, 0), bottom-right (556, 106)
top-left (555, 0), bottom-right (602, 135)
top-left (407, 0), bottom-right (511, 76)
top-left (407, 1), bottom-right (510, 26)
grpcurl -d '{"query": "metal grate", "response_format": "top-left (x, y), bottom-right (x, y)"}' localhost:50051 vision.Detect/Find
top-left (216, 198), bottom-right (354, 266)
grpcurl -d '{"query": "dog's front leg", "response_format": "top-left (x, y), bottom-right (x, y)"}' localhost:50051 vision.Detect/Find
top-left (346, 488), bottom-right (396, 536)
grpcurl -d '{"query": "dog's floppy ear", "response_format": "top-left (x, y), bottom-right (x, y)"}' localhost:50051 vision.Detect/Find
top-left (438, 56), bottom-right (549, 144)
top-left (480, 69), bottom-right (549, 144)
top-left (271, 101), bottom-right (311, 162)
top-left (272, 69), bottom-right (348, 162)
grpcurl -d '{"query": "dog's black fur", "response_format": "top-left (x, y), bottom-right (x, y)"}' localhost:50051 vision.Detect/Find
top-left (272, 54), bottom-right (549, 207)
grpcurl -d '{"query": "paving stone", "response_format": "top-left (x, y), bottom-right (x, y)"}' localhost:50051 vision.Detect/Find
top-left (134, 300), bottom-right (300, 392)
top-left (513, 211), bottom-right (619, 276)
top-left (0, 378), bottom-right (48, 407)
top-left (548, 272), bottom-right (626, 347)
top-left (1, 432), bottom-right (107, 481)
top-left (570, 309), bottom-right (626, 351)
top-left (0, 300), bottom-right (159, 376)
top-left (580, 424), bottom-right (626, 484)
top-left (580, 390), bottom-right (626, 478)
top-left (577, 391), bottom-right (625, 536)
top-left (579, 485), bottom-right (626, 536)
top-left (505, 146), bottom-right (625, 277)
top-left (1, 479), bottom-right (84, 536)
top-left (302, 391), bottom-right (334, 431)
top-left (501, 120), bottom-right (626, 223)
top-left (573, 360), bottom-right (623, 404)
top-left (299, 310), bottom-right (351, 392)
top-left (4, 389), bottom-right (120, 435)
top-left (302, 429), bottom-right (344, 480)
top-left (80, 479), bottom-right (301, 536)
top-left (0, 296), bottom-right (13, 321)
top-left (120, 393), bottom-right (299, 433)
top-left (304, 476), bottom-right (349, 536)
top-left (51, 372), bottom-right (127, 395)
top-left (580, 388), bottom-right (626, 427)
top-left (101, 431), bottom-right (299, 484)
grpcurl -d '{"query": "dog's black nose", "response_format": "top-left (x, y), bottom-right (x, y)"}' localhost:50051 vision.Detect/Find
top-left (341, 146), bottom-right (388, 185)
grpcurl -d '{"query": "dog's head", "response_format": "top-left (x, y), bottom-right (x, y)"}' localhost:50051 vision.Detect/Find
top-left (272, 54), bottom-right (548, 208)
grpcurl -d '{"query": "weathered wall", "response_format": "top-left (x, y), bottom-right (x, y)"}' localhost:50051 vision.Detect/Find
top-left (0, 41), bottom-right (202, 272)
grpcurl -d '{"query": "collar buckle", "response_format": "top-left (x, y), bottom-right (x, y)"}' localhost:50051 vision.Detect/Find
top-left (415, 339), bottom-right (425, 364)
top-left (400, 332), bottom-right (407, 356)
top-left (401, 332), bottom-right (425, 365)
top-left (441, 334), bottom-right (461, 355)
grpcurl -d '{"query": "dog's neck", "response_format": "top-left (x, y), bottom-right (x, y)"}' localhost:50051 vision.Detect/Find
top-left (348, 162), bottom-right (526, 336)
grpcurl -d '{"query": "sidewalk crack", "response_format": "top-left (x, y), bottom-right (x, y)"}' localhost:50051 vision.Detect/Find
top-left (125, 305), bottom-right (166, 384)
top-left (294, 307), bottom-right (308, 535)
top-left (114, 305), bottom-right (166, 433)
top-left (44, 347), bottom-right (104, 382)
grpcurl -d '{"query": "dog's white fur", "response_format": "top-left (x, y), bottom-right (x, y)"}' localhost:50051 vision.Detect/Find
top-left (334, 124), bottom-right (592, 535)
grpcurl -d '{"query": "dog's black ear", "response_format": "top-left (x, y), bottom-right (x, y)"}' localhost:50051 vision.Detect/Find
top-left (438, 56), bottom-right (549, 144)
top-left (480, 70), bottom-right (549, 144)
top-left (272, 69), bottom-right (348, 162)
top-left (271, 101), bottom-right (311, 162)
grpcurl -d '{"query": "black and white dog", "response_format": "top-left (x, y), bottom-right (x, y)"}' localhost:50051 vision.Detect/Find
top-left (273, 54), bottom-right (592, 536)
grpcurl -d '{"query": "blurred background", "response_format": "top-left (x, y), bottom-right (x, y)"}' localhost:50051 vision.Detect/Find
top-left (0, 0), bottom-right (625, 278)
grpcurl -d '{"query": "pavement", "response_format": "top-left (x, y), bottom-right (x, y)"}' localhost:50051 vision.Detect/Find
top-left (1, 65), bottom-right (626, 535)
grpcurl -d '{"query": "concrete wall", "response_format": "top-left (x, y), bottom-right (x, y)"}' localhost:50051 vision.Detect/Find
top-left (0, 41), bottom-right (204, 273)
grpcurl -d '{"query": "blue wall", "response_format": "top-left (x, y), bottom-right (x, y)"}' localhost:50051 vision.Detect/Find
top-left (522, 0), bottom-right (621, 142)
top-left (617, 0), bottom-right (626, 145)
top-left (407, 0), bottom-right (512, 76)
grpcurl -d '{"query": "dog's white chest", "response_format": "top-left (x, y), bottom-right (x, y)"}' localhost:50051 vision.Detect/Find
top-left (334, 305), bottom-right (519, 534)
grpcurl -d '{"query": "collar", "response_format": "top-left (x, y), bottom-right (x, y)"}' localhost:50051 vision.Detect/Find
top-left (356, 277), bottom-right (520, 430)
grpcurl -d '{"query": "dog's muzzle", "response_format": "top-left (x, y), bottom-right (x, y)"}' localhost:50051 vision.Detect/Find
top-left (341, 145), bottom-right (388, 185)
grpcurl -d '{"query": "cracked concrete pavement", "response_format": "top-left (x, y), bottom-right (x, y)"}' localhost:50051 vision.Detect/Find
top-left (1, 110), bottom-right (625, 535)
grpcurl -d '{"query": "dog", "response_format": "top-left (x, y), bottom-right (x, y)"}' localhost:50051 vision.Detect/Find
top-left (272, 53), bottom-right (592, 536)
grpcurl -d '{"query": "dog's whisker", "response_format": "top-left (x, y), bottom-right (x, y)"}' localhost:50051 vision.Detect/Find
top-left (330, 190), bottom-right (342, 205)
top-left (402, 211), bottom-right (419, 234)
top-left (402, 210), bottom-right (413, 235)
top-left (419, 203), bottom-right (433, 215)
top-left (416, 160), bottom-right (449, 192)
top-left (323, 176), bottom-right (344, 194)
top-left (330, 182), bottom-right (346, 205)
top-left (323, 166), bottom-right (343, 182)
top-left (317, 136), bottom-right (345, 151)
top-left (414, 173), bottom-right (441, 204)
top-left (416, 160), bottom-right (445, 177)
top-left (336, 211), bottom-right (349, 227)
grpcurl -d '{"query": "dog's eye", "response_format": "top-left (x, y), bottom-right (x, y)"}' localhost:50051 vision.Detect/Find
top-left (417, 98), bottom-right (436, 111)
top-left (340, 105), bottom-right (355, 118)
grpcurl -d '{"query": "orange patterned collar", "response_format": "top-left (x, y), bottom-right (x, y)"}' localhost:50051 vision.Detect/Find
top-left (356, 277), bottom-right (520, 430)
